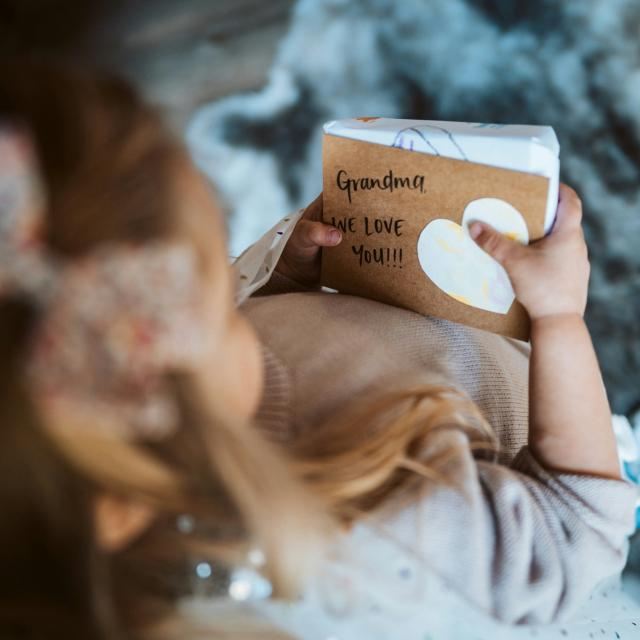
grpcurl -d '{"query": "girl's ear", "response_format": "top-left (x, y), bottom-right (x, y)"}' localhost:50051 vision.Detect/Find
top-left (94, 494), bottom-right (156, 552)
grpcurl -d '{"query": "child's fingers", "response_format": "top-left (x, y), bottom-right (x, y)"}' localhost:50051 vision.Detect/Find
top-left (294, 220), bottom-right (342, 252)
top-left (552, 184), bottom-right (583, 234)
top-left (469, 220), bottom-right (528, 270)
top-left (301, 193), bottom-right (323, 222)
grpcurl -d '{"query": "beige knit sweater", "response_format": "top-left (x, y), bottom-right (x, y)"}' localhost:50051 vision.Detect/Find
top-left (247, 279), bottom-right (530, 462)
top-left (240, 274), bottom-right (637, 624)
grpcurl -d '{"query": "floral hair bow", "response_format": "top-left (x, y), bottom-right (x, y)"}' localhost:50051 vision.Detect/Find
top-left (0, 123), bottom-right (215, 440)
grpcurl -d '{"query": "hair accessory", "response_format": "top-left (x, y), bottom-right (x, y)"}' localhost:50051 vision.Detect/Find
top-left (0, 124), bottom-right (216, 439)
top-left (0, 124), bottom-right (59, 303)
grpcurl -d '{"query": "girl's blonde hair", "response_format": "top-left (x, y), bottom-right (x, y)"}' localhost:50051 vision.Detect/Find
top-left (0, 59), bottom-right (497, 640)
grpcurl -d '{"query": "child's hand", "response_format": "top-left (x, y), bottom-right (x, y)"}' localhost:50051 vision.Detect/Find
top-left (469, 184), bottom-right (589, 321)
top-left (276, 193), bottom-right (342, 286)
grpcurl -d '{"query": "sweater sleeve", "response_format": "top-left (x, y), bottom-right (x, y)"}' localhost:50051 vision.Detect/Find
top-left (232, 209), bottom-right (305, 306)
top-left (390, 429), bottom-right (638, 625)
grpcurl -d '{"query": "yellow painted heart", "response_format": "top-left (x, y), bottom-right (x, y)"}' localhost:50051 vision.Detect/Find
top-left (416, 198), bottom-right (529, 314)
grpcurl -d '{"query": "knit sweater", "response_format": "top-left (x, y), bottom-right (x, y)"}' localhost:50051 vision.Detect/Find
top-left (246, 281), bottom-right (530, 462)
top-left (240, 277), bottom-right (637, 624)
top-left (232, 213), bottom-right (636, 624)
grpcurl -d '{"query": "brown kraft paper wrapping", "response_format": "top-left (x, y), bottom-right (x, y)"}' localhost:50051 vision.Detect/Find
top-left (320, 134), bottom-right (551, 341)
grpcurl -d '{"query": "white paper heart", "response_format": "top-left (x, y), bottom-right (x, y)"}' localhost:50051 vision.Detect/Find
top-left (416, 198), bottom-right (529, 314)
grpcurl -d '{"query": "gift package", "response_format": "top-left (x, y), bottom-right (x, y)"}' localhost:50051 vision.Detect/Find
top-left (320, 117), bottom-right (560, 341)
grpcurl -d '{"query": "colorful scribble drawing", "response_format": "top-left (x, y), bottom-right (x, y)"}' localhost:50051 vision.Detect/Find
top-left (416, 198), bottom-right (528, 315)
top-left (391, 124), bottom-right (469, 161)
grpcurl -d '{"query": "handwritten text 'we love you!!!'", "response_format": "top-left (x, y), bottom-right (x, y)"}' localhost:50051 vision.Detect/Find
top-left (332, 167), bottom-right (426, 269)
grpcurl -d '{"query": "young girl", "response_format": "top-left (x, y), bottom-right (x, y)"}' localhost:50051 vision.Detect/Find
top-left (0, 59), bottom-right (636, 640)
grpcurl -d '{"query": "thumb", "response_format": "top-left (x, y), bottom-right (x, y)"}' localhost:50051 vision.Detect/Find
top-left (297, 220), bottom-right (342, 250)
top-left (468, 221), bottom-right (527, 268)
